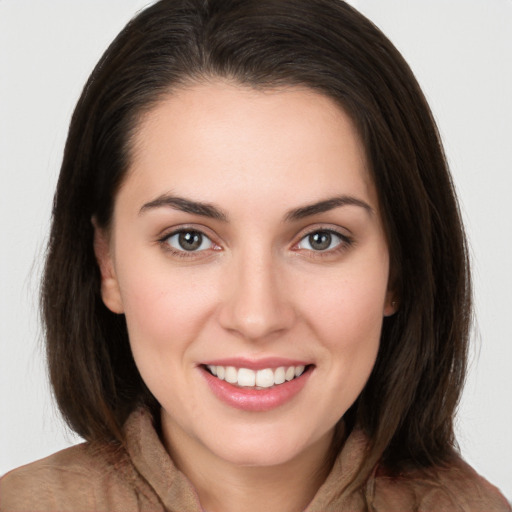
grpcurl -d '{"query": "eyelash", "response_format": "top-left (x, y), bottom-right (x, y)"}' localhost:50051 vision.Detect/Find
top-left (158, 228), bottom-right (219, 259)
top-left (157, 227), bottom-right (353, 259)
top-left (294, 228), bottom-right (353, 257)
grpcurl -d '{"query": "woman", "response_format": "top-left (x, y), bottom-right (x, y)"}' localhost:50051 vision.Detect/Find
top-left (1, 0), bottom-right (509, 510)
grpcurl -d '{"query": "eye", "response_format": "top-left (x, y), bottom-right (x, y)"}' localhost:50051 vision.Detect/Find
top-left (296, 230), bottom-right (346, 252)
top-left (165, 230), bottom-right (214, 252)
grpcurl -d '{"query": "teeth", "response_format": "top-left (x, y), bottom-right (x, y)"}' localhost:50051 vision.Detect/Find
top-left (256, 368), bottom-right (274, 388)
top-left (225, 366), bottom-right (238, 384)
top-left (238, 368), bottom-right (256, 387)
top-left (206, 364), bottom-right (307, 388)
top-left (274, 366), bottom-right (286, 385)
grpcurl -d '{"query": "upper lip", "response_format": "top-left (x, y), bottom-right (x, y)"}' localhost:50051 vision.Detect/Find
top-left (200, 357), bottom-right (312, 371)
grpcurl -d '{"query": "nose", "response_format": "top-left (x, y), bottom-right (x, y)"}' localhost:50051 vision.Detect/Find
top-left (218, 250), bottom-right (296, 342)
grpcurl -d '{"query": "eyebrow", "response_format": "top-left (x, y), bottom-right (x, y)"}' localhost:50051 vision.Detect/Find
top-left (284, 195), bottom-right (374, 221)
top-left (139, 194), bottom-right (229, 221)
top-left (139, 193), bottom-right (373, 222)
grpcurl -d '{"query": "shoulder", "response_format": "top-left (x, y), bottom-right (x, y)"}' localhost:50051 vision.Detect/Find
top-left (0, 442), bottom-right (163, 511)
top-left (372, 456), bottom-right (511, 512)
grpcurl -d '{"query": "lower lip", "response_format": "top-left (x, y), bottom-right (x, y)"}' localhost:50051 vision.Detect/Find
top-left (201, 366), bottom-right (312, 412)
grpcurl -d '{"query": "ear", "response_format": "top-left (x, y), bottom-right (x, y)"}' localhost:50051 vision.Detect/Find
top-left (383, 290), bottom-right (398, 317)
top-left (92, 218), bottom-right (124, 314)
top-left (383, 262), bottom-right (399, 317)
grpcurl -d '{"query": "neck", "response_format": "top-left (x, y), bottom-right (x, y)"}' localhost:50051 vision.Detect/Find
top-left (162, 419), bottom-right (335, 512)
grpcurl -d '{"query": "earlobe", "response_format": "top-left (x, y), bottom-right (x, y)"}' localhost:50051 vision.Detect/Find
top-left (92, 218), bottom-right (124, 314)
top-left (383, 290), bottom-right (399, 317)
top-left (384, 265), bottom-right (399, 317)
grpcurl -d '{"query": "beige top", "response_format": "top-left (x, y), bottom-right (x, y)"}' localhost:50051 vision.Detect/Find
top-left (1, 407), bottom-right (510, 511)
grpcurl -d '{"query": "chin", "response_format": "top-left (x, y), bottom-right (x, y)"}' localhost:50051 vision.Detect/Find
top-left (215, 443), bottom-right (300, 468)
top-left (203, 426), bottom-right (328, 468)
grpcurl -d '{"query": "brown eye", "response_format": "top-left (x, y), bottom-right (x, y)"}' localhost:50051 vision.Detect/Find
top-left (308, 232), bottom-right (332, 251)
top-left (179, 231), bottom-right (202, 251)
top-left (166, 230), bottom-right (213, 252)
top-left (297, 230), bottom-right (347, 252)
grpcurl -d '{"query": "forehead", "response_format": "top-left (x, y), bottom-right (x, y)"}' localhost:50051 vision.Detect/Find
top-left (121, 81), bottom-right (376, 213)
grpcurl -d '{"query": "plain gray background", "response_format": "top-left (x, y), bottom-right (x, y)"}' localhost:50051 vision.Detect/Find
top-left (1, 0), bottom-right (511, 500)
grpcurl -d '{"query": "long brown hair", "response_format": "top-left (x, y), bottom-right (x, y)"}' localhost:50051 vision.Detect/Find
top-left (42, 0), bottom-right (471, 486)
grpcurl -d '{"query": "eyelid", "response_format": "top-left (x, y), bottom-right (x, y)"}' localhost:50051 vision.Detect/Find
top-left (166, 231), bottom-right (214, 251)
top-left (157, 223), bottom-right (219, 242)
top-left (294, 224), bottom-right (352, 243)
top-left (157, 225), bottom-right (222, 257)
top-left (292, 225), bottom-right (354, 255)
top-left (155, 223), bottom-right (353, 259)
top-left (296, 231), bottom-right (342, 251)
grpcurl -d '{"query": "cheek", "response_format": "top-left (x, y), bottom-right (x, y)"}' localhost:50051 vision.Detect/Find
top-left (116, 263), bottom-right (221, 409)
top-left (317, 283), bottom-right (383, 377)
top-left (303, 262), bottom-right (388, 344)
top-left (116, 258), bottom-right (218, 358)
top-left (298, 256), bottom-right (388, 394)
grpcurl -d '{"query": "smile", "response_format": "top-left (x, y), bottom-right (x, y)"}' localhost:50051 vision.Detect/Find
top-left (201, 362), bottom-right (313, 412)
top-left (206, 365), bottom-right (306, 389)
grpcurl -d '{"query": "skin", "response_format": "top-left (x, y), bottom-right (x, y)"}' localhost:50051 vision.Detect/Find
top-left (94, 81), bottom-right (395, 512)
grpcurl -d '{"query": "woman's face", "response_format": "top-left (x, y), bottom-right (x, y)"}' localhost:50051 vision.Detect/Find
top-left (96, 81), bottom-right (394, 468)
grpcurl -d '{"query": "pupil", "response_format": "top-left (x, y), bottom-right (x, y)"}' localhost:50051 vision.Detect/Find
top-left (179, 231), bottom-right (202, 251)
top-left (309, 232), bottom-right (331, 251)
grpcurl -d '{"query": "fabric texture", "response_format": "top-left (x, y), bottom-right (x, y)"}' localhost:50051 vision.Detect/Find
top-left (1, 407), bottom-right (510, 511)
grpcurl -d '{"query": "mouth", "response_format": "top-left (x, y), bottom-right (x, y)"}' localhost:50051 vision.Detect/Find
top-left (200, 361), bottom-right (314, 411)
top-left (202, 364), bottom-right (312, 389)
